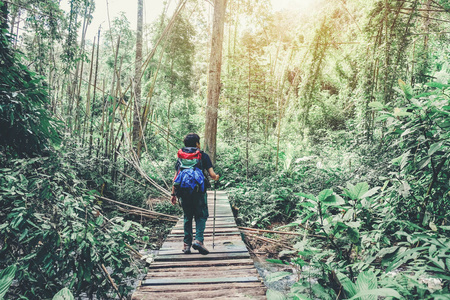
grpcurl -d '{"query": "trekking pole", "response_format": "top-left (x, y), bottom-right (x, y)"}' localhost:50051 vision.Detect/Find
top-left (212, 179), bottom-right (218, 249)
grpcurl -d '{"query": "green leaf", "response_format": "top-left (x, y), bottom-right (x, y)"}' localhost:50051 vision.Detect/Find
top-left (398, 79), bottom-right (413, 100)
top-left (346, 182), bottom-right (369, 200)
top-left (266, 289), bottom-right (287, 300)
top-left (52, 287), bottom-right (75, 300)
top-left (347, 288), bottom-right (401, 300)
top-left (355, 271), bottom-right (377, 300)
top-left (368, 101), bottom-right (385, 109)
top-left (360, 187), bottom-right (380, 199)
top-left (265, 271), bottom-right (292, 283)
top-left (418, 157), bottom-right (431, 170)
top-left (296, 192), bottom-right (317, 202)
top-left (0, 265), bottom-right (17, 300)
top-left (318, 189), bottom-right (333, 202)
top-left (347, 227), bottom-right (360, 244)
top-left (425, 82), bottom-right (450, 89)
top-left (292, 294), bottom-right (313, 300)
top-left (322, 194), bottom-right (345, 206)
top-left (428, 142), bottom-right (443, 156)
top-left (333, 222), bottom-right (348, 235)
top-left (337, 272), bottom-right (358, 298)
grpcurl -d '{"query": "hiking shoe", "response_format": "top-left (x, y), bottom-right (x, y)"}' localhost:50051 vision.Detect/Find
top-left (182, 243), bottom-right (191, 254)
top-left (192, 240), bottom-right (209, 255)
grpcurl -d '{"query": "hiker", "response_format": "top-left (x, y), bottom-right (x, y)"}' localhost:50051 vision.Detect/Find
top-left (170, 133), bottom-right (219, 255)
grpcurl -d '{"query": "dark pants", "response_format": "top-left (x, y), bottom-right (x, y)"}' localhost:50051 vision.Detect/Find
top-left (181, 192), bottom-right (208, 245)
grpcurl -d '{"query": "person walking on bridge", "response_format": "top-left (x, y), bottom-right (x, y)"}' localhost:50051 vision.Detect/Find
top-left (170, 133), bottom-right (219, 255)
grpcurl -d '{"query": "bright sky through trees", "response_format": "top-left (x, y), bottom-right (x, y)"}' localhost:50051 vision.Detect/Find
top-left (61, 0), bottom-right (319, 41)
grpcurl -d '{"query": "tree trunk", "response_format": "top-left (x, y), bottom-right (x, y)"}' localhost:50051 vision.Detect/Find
top-left (204, 0), bottom-right (227, 165)
top-left (246, 46), bottom-right (251, 180)
top-left (89, 29), bottom-right (101, 157)
top-left (133, 0), bottom-right (144, 148)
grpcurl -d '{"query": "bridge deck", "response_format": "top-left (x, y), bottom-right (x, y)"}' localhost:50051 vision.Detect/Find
top-left (132, 191), bottom-right (266, 299)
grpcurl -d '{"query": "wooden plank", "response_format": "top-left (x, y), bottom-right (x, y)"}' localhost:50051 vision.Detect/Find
top-left (155, 252), bottom-right (250, 262)
top-left (145, 265), bottom-right (257, 273)
top-left (148, 258), bottom-right (256, 268)
top-left (142, 276), bottom-right (260, 285)
top-left (158, 246), bottom-right (248, 254)
top-left (168, 232), bottom-right (241, 237)
top-left (146, 269), bottom-right (259, 279)
top-left (137, 282), bottom-right (264, 292)
top-left (171, 227), bottom-right (240, 234)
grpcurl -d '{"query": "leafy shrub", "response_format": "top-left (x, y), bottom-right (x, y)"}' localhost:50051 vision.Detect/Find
top-left (0, 19), bottom-right (60, 159)
top-left (0, 154), bottom-right (146, 299)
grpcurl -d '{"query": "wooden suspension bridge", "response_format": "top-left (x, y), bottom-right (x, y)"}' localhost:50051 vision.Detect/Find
top-left (132, 191), bottom-right (267, 300)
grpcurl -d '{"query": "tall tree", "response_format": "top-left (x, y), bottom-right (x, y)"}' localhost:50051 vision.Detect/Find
top-left (204, 0), bottom-right (227, 164)
top-left (133, 0), bottom-right (143, 147)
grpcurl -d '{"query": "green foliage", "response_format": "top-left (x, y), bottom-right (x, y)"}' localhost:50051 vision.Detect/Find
top-left (0, 154), bottom-right (146, 299)
top-left (0, 24), bottom-right (60, 158)
top-left (52, 287), bottom-right (74, 300)
top-left (0, 265), bottom-right (16, 300)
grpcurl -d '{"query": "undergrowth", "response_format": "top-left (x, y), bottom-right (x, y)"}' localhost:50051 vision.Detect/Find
top-left (225, 82), bottom-right (450, 299)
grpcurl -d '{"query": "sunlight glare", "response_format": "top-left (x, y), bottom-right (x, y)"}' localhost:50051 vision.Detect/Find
top-left (270, 0), bottom-right (319, 12)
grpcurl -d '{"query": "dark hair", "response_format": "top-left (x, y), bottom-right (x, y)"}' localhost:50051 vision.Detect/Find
top-left (183, 133), bottom-right (200, 147)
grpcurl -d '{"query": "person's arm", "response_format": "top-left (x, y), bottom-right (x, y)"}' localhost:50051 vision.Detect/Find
top-left (171, 171), bottom-right (177, 205)
top-left (207, 168), bottom-right (219, 181)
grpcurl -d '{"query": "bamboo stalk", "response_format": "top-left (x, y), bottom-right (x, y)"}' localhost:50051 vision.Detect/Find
top-left (125, 243), bottom-right (143, 258)
top-left (97, 196), bottom-right (178, 221)
top-left (239, 227), bottom-right (326, 239)
top-left (239, 227), bottom-right (304, 236)
top-left (118, 207), bottom-right (178, 222)
top-left (89, 27), bottom-right (101, 157)
top-left (118, 171), bottom-right (146, 187)
top-left (244, 233), bottom-right (295, 250)
top-left (100, 264), bottom-right (122, 299)
top-left (83, 37), bottom-right (96, 145)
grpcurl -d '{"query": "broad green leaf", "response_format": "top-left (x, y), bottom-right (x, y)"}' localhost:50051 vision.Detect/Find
top-left (311, 283), bottom-right (333, 300)
top-left (348, 288), bottom-right (401, 300)
top-left (333, 222), bottom-right (348, 235)
top-left (429, 222), bottom-right (438, 232)
top-left (346, 182), bottom-right (369, 200)
top-left (337, 272), bottom-right (357, 298)
top-left (428, 142), bottom-right (443, 156)
top-left (347, 227), bottom-right (360, 244)
top-left (52, 287), bottom-right (74, 300)
top-left (0, 265), bottom-right (17, 300)
top-left (429, 244), bottom-right (437, 257)
top-left (360, 187), bottom-right (380, 199)
top-left (322, 194), bottom-right (345, 206)
top-left (425, 82), bottom-right (450, 89)
top-left (266, 289), bottom-right (287, 300)
top-left (317, 189), bottom-right (333, 202)
top-left (95, 215), bottom-right (104, 226)
top-left (368, 101), bottom-right (385, 109)
top-left (418, 157), bottom-right (431, 170)
top-left (355, 270), bottom-right (377, 300)
top-left (296, 192), bottom-right (317, 202)
top-left (385, 247), bottom-right (428, 273)
top-left (265, 271), bottom-right (292, 283)
top-left (292, 294), bottom-right (313, 300)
